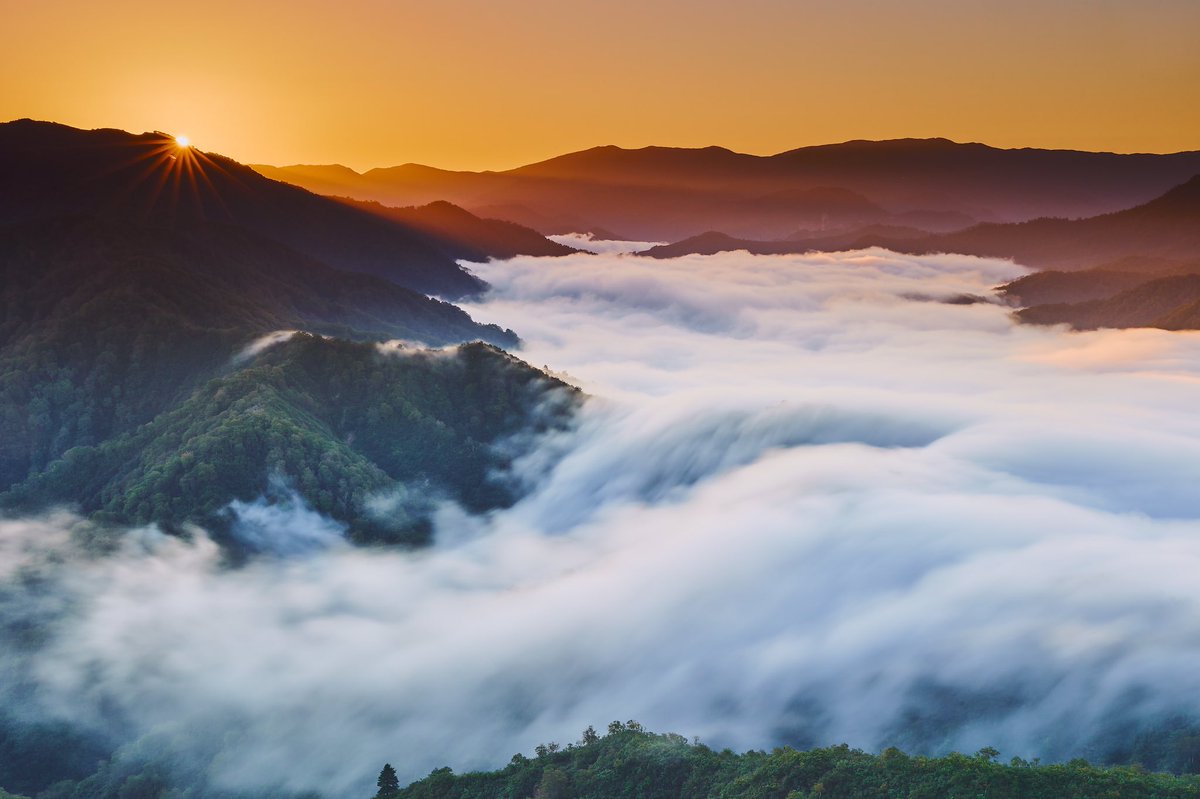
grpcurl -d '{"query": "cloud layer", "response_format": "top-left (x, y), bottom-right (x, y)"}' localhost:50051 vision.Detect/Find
top-left (7, 248), bottom-right (1200, 795)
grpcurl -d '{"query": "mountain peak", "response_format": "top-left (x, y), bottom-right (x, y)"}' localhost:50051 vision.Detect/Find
top-left (0, 120), bottom-right (483, 297)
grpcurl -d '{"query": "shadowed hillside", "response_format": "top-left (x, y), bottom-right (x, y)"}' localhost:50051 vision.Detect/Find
top-left (341, 198), bottom-right (579, 260)
top-left (0, 119), bottom-right (482, 297)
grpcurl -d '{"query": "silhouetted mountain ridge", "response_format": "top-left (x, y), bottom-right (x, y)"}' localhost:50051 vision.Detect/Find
top-left (338, 198), bottom-right (579, 260)
top-left (0, 119), bottom-right (480, 297)
top-left (256, 139), bottom-right (1200, 240)
top-left (647, 175), bottom-right (1200, 269)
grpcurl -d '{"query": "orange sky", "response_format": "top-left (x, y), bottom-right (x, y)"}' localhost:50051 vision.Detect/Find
top-left (4, 0), bottom-right (1198, 171)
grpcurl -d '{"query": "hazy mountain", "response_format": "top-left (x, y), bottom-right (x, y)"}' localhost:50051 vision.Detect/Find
top-left (1018, 274), bottom-right (1200, 330)
top-left (642, 177), bottom-right (1200, 331)
top-left (255, 139), bottom-right (1200, 241)
top-left (642, 224), bottom-right (935, 258)
top-left (341, 198), bottom-right (579, 260)
top-left (892, 174), bottom-right (1200, 271)
top-left (997, 257), bottom-right (1200, 306)
top-left (0, 119), bottom-right (481, 297)
top-left (656, 174), bottom-right (1200, 267)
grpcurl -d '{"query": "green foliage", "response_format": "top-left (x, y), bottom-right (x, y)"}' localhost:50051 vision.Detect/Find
top-left (377, 765), bottom-right (400, 798)
top-left (0, 214), bottom-right (572, 545)
top-left (0, 712), bottom-right (111, 797)
top-left (4, 335), bottom-right (577, 545)
top-left (0, 215), bottom-right (518, 503)
top-left (387, 727), bottom-right (1200, 799)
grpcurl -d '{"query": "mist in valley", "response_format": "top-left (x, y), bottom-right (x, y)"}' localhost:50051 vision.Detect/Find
top-left (5, 248), bottom-right (1200, 795)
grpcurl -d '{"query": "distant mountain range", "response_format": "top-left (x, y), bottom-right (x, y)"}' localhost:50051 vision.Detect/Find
top-left (645, 175), bottom-right (1200, 266)
top-left (640, 175), bottom-right (1200, 332)
top-left (254, 139), bottom-right (1200, 241)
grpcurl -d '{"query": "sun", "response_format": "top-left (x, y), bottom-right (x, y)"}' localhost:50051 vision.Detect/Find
top-left (175, 134), bottom-right (191, 148)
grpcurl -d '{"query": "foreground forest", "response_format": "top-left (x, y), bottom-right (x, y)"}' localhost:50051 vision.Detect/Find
top-left (382, 726), bottom-right (1200, 799)
top-left (6, 723), bottom-right (1200, 799)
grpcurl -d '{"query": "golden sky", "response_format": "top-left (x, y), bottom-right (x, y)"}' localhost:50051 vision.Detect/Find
top-left (4, 0), bottom-right (1198, 171)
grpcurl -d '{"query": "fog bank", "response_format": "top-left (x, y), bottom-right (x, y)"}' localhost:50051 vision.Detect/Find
top-left (6, 248), bottom-right (1200, 795)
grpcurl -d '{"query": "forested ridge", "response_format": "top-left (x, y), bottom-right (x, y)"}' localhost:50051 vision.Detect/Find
top-left (0, 216), bottom-right (518, 491)
top-left (0, 214), bottom-right (574, 544)
top-left (380, 725), bottom-right (1200, 799)
top-left (2, 334), bottom-right (577, 544)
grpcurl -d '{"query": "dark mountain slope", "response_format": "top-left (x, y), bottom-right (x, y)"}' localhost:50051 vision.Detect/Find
top-left (0, 216), bottom-right (517, 491)
top-left (999, 269), bottom-right (1162, 306)
top-left (1018, 274), bottom-right (1200, 330)
top-left (0, 119), bottom-right (481, 297)
top-left (340, 199), bottom-right (579, 260)
top-left (890, 174), bottom-right (1200, 271)
top-left (998, 257), bottom-right (1200, 306)
top-left (641, 231), bottom-right (800, 258)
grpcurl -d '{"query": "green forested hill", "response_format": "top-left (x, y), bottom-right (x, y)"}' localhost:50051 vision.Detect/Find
top-left (0, 216), bottom-right (529, 522)
top-left (3, 335), bottom-right (575, 544)
top-left (384, 726), bottom-right (1200, 799)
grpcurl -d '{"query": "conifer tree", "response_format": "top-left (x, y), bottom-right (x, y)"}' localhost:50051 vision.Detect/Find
top-left (376, 763), bottom-right (400, 798)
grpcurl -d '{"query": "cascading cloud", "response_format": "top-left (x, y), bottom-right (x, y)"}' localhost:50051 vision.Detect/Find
top-left (5, 247), bottom-right (1200, 795)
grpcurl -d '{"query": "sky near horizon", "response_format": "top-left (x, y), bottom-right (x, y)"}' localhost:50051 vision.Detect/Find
top-left (4, 0), bottom-right (1198, 171)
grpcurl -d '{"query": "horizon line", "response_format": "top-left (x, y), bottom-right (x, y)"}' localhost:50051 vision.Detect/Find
top-left (6, 117), bottom-right (1200, 175)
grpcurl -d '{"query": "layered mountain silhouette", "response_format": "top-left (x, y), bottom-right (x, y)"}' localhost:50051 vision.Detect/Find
top-left (640, 175), bottom-right (1200, 332)
top-left (644, 176), bottom-right (1200, 267)
top-left (1014, 273), bottom-right (1200, 330)
top-left (0, 120), bottom-right (577, 543)
top-left (0, 120), bottom-right (567, 297)
top-left (255, 139), bottom-right (1200, 241)
top-left (341, 198), bottom-right (578, 260)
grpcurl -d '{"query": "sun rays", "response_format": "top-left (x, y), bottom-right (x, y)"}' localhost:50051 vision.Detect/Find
top-left (94, 130), bottom-right (246, 223)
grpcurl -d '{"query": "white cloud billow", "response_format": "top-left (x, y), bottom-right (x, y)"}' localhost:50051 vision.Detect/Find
top-left (6, 247), bottom-right (1200, 794)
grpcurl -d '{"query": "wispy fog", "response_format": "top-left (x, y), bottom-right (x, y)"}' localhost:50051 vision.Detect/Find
top-left (547, 232), bottom-right (665, 254)
top-left (6, 248), bottom-right (1200, 795)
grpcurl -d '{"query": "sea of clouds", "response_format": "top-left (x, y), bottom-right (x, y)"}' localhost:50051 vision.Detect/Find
top-left (5, 247), bottom-right (1200, 795)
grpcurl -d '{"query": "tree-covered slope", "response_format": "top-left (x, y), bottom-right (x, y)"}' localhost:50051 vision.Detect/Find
top-left (0, 216), bottom-right (517, 493)
top-left (3, 334), bottom-right (576, 546)
top-left (1017, 274), bottom-right (1200, 331)
top-left (384, 726), bottom-right (1200, 799)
